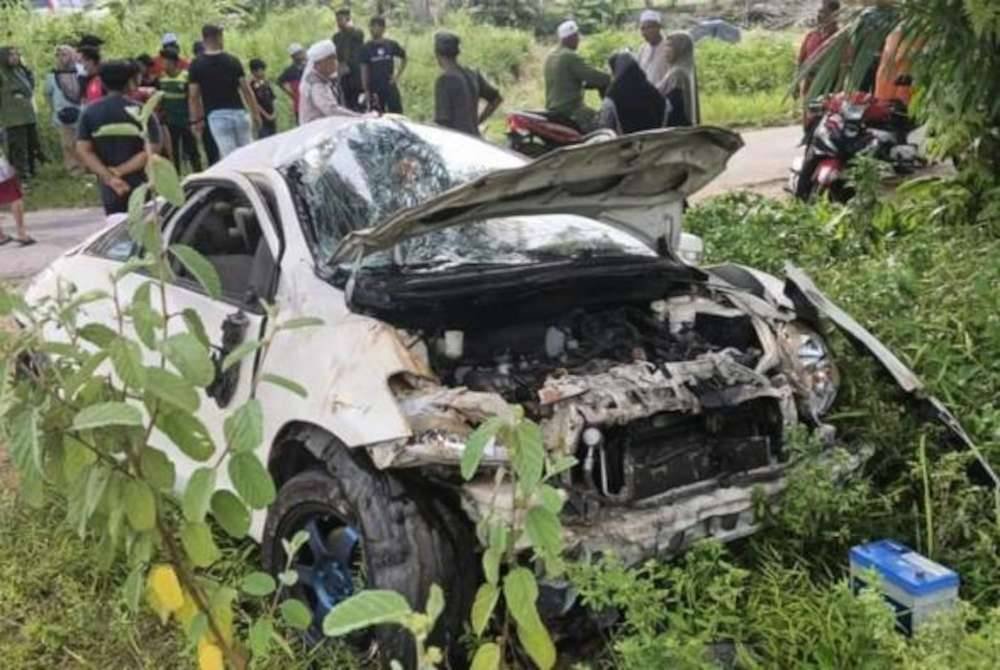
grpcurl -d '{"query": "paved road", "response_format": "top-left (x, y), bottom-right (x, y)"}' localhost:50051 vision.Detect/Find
top-left (1, 125), bottom-right (804, 281)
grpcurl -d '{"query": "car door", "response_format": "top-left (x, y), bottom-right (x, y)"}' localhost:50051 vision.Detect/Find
top-left (139, 174), bottom-right (282, 488)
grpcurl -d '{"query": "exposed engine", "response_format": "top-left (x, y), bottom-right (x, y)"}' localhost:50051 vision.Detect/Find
top-left (423, 301), bottom-right (762, 409)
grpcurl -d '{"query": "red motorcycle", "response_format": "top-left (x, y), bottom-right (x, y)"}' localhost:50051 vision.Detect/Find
top-left (506, 110), bottom-right (615, 158)
top-left (789, 92), bottom-right (924, 202)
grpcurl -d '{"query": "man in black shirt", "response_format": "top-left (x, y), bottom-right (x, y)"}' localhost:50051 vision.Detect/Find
top-left (360, 16), bottom-right (407, 114)
top-left (188, 24), bottom-right (260, 160)
top-left (433, 32), bottom-right (503, 137)
top-left (332, 7), bottom-right (365, 111)
top-left (277, 43), bottom-right (306, 125)
top-left (76, 60), bottom-right (162, 215)
top-left (249, 59), bottom-right (277, 138)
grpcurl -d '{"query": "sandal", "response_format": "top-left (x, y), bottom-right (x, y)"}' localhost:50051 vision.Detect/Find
top-left (16, 236), bottom-right (37, 247)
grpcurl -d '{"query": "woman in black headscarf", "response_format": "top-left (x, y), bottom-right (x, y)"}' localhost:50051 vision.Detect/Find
top-left (597, 51), bottom-right (666, 135)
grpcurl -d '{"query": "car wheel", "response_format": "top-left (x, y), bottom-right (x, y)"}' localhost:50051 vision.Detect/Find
top-left (261, 447), bottom-right (476, 669)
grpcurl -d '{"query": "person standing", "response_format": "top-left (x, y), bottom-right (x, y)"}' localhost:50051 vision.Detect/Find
top-left (360, 16), bottom-right (407, 114)
top-left (543, 21), bottom-right (610, 131)
top-left (151, 33), bottom-right (189, 78)
top-left (278, 44), bottom-right (307, 124)
top-left (0, 46), bottom-right (39, 181)
top-left (76, 60), bottom-right (162, 215)
top-left (188, 24), bottom-right (260, 160)
top-left (249, 59), bottom-right (277, 138)
top-left (798, 0), bottom-right (841, 101)
top-left (158, 50), bottom-right (201, 173)
top-left (44, 45), bottom-right (83, 174)
top-left (432, 32), bottom-right (503, 137)
top-left (598, 52), bottom-right (667, 135)
top-left (637, 10), bottom-right (670, 90)
top-left (332, 7), bottom-right (365, 111)
top-left (78, 46), bottom-right (105, 105)
top-left (298, 40), bottom-right (355, 124)
top-left (0, 140), bottom-right (33, 246)
top-left (660, 31), bottom-right (700, 127)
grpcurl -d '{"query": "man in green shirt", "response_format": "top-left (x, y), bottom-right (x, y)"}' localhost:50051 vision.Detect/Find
top-left (544, 21), bottom-right (610, 131)
top-left (158, 50), bottom-right (202, 173)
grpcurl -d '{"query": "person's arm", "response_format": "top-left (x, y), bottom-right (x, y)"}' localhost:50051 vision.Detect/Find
top-left (393, 43), bottom-right (407, 84)
top-left (188, 81), bottom-right (205, 136)
top-left (76, 139), bottom-right (131, 196)
top-left (239, 77), bottom-right (262, 126)
top-left (569, 52), bottom-right (611, 92)
top-left (476, 73), bottom-right (503, 125)
top-left (361, 63), bottom-right (372, 109)
top-left (433, 76), bottom-right (455, 128)
top-left (314, 78), bottom-right (355, 118)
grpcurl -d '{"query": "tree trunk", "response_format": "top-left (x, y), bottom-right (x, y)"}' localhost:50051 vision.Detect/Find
top-left (409, 0), bottom-right (433, 22)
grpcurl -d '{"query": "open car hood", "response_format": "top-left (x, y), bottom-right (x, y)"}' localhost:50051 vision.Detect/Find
top-left (328, 127), bottom-right (743, 265)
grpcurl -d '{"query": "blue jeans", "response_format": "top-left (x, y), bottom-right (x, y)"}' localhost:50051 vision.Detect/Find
top-left (207, 109), bottom-right (253, 158)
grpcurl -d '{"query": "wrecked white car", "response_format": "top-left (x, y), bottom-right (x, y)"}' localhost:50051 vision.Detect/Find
top-left (24, 118), bottom-right (974, 655)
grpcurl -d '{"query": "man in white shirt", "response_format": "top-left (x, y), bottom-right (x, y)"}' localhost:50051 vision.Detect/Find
top-left (636, 10), bottom-right (669, 92)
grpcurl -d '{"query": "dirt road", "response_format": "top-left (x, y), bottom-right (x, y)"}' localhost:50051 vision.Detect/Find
top-left (0, 125), bottom-right (804, 282)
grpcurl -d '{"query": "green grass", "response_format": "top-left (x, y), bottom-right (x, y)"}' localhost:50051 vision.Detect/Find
top-left (23, 165), bottom-right (102, 212)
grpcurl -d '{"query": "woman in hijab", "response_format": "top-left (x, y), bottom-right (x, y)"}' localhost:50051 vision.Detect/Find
top-left (0, 46), bottom-right (40, 180)
top-left (298, 39), bottom-right (356, 124)
top-left (598, 51), bottom-right (667, 135)
top-left (44, 45), bottom-right (83, 174)
top-left (659, 31), bottom-right (700, 127)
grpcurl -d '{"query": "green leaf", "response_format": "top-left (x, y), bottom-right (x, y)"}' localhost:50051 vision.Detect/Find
top-left (110, 337), bottom-right (147, 389)
top-left (511, 420), bottom-right (545, 495)
top-left (470, 643), bottom-right (501, 670)
top-left (278, 570), bottom-right (298, 588)
top-left (322, 591), bottom-right (413, 637)
top-left (181, 521), bottom-right (221, 567)
top-left (169, 244), bottom-right (221, 299)
top-left (277, 317), bottom-right (325, 331)
top-left (241, 571), bottom-right (277, 597)
top-left (123, 479), bottom-right (156, 531)
top-left (248, 617), bottom-right (275, 658)
top-left (221, 339), bottom-right (261, 373)
top-left (94, 122), bottom-right (142, 139)
top-left (525, 506), bottom-right (563, 557)
top-left (145, 367), bottom-right (200, 413)
top-left (81, 465), bottom-right (112, 535)
top-left (78, 323), bottom-right (118, 348)
top-left (503, 568), bottom-right (540, 629)
top-left (548, 455), bottom-right (577, 477)
top-left (182, 467), bottom-right (216, 523)
top-left (461, 417), bottom-right (504, 481)
top-left (123, 564), bottom-right (146, 613)
top-left (114, 256), bottom-right (155, 281)
top-left (482, 547), bottom-right (503, 587)
top-left (516, 617), bottom-right (557, 670)
top-left (127, 183), bottom-right (149, 225)
top-left (224, 399), bottom-right (263, 454)
top-left (63, 434), bottom-right (97, 481)
top-left (155, 409), bottom-right (215, 461)
top-left (140, 91), bottom-right (164, 124)
top-left (8, 408), bottom-right (41, 476)
top-left (426, 584), bottom-right (445, 628)
top-left (228, 452), bottom-right (276, 509)
top-left (162, 332), bottom-right (214, 387)
top-left (149, 154), bottom-right (184, 206)
top-left (470, 583), bottom-right (499, 637)
top-left (140, 447), bottom-right (176, 491)
top-left (279, 599), bottom-right (313, 631)
top-left (260, 373), bottom-right (308, 399)
top-left (73, 402), bottom-right (144, 431)
top-left (181, 308), bottom-right (211, 350)
top-left (537, 485), bottom-right (565, 515)
top-left (130, 282), bottom-right (160, 350)
top-left (210, 490), bottom-right (251, 538)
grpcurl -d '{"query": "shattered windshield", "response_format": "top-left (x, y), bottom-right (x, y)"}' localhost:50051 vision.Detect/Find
top-left (281, 119), bottom-right (652, 268)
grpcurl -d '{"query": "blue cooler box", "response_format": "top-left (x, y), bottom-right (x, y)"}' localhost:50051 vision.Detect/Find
top-left (849, 540), bottom-right (959, 635)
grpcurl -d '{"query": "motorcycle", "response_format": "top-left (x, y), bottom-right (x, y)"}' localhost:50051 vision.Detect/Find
top-left (506, 110), bottom-right (616, 158)
top-left (789, 91), bottom-right (925, 203)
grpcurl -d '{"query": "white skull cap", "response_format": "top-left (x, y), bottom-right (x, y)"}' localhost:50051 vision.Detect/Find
top-left (640, 10), bottom-right (662, 25)
top-left (557, 20), bottom-right (580, 40)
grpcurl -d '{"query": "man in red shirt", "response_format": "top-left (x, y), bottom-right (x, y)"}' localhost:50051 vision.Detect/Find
top-left (151, 33), bottom-right (189, 78)
top-left (798, 1), bottom-right (841, 102)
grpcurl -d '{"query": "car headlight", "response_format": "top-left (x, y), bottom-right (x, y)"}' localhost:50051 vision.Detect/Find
top-left (787, 323), bottom-right (840, 418)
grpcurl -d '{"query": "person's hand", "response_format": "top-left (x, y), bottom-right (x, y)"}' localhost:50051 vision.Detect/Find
top-left (251, 112), bottom-right (262, 129)
top-left (104, 175), bottom-right (131, 197)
